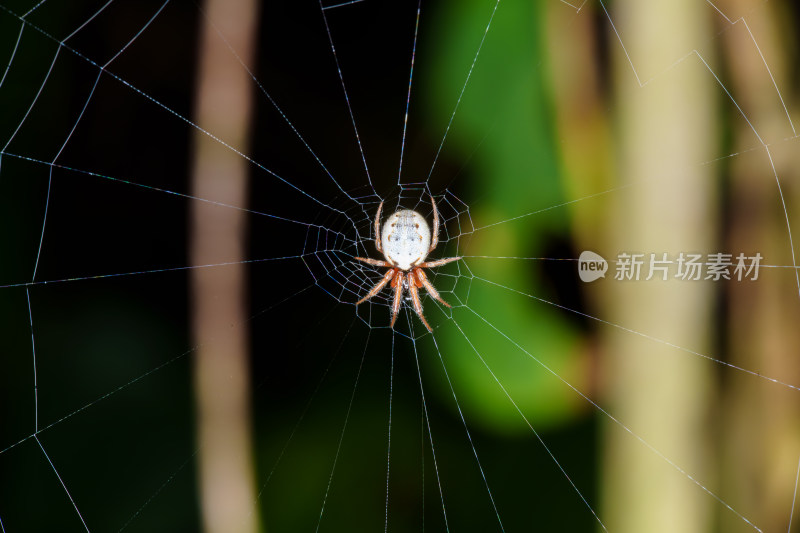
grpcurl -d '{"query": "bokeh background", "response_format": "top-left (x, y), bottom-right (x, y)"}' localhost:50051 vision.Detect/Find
top-left (1, 0), bottom-right (799, 531)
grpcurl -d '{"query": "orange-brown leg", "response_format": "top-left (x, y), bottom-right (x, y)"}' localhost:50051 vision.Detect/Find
top-left (374, 201), bottom-right (384, 253)
top-left (418, 256), bottom-right (461, 269)
top-left (389, 271), bottom-right (405, 328)
top-left (415, 268), bottom-right (451, 308)
top-left (408, 277), bottom-right (433, 332)
top-left (354, 257), bottom-right (391, 268)
top-left (356, 269), bottom-right (395, 305)
top-left (429, 195), bottom-right (439, 253)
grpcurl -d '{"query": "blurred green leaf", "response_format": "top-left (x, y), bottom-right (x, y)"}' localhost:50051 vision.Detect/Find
top-left (423, 0), bottom-right (583, 433)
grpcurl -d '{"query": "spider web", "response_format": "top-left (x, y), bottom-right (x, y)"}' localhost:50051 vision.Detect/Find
top-left (1, 0), bottom-right (799, 532)
top-left (307, 185), bottom-right (472, 336)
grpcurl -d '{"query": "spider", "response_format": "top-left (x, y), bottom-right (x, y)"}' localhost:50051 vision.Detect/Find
top-left (354, 196), bottom-right (461, 332)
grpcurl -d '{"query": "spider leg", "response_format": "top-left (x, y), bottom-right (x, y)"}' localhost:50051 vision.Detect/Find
top-left (415, 268), bottom-right (451, 308)
top-left (354, 257), bottom-right (391, 267)
top-left (374, 201), bottom-right (384, 253)
top-left (408, 275), bottom-right (433, 332)
top-left (418, 256), bottom-right (461, 269)
top-left (389, 271), bottom-right (404, 328)
top-left (356, 269), bottom-right (395, 305)
top-left (429, 195), bottom-right (439, 253)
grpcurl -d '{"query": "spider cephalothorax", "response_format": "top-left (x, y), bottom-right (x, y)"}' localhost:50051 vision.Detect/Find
top-left (354, 196), bottom-right (461, 332)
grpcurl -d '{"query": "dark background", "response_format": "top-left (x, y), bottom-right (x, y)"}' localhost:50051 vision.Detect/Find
top-left (0, 0), bottom-right (597, 531)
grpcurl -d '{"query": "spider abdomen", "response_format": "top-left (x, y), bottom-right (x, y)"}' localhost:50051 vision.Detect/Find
top-left (381, 209), bottom-right (431, 270)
